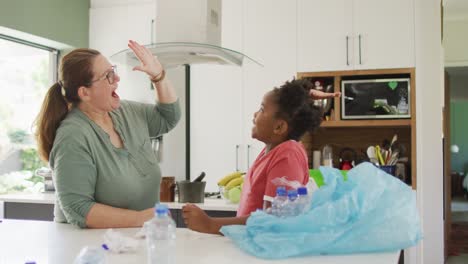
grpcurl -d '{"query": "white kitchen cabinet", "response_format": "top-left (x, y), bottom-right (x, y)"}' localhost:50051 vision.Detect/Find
top-left (189, 0), bottom-right (244, 192)
top-left (297, 0), bottom-right (415, 72)
top-left (297, 0), bottom-right (353, 72)
top-left (89, 1), bottom-right (156, 57)
top-left (353, 0), bottom-right (415, 70)
top-left (242, 0), bottom-right (298, 169)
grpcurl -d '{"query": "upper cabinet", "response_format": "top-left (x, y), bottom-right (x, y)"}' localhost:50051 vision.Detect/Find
top-left (89, 1), bottom-right (156, 58)
top-left (297, 0), bottom-right (415, 72)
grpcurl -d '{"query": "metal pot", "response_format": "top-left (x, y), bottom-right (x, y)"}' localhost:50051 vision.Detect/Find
top-left (176, 180), bottom-right (206, 203)
top-left (313, 84), bottom-right (334, 114)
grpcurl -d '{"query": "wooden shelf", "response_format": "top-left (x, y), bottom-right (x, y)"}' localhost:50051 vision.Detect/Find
top-left (298, 68), bottom-right (417, 190)
top-left (320, 119), bottom-right (412, 128)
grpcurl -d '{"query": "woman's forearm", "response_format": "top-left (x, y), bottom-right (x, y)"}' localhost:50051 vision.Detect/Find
top-left (153, 77), bottom-right (177, 104)
top-left (85, 203), bottom-right (153, 228)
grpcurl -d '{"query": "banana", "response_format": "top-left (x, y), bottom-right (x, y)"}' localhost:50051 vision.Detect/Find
top-left (218, 171), bottom-right (244, 186)
top-left (225, 177), bottom-right (244, 190)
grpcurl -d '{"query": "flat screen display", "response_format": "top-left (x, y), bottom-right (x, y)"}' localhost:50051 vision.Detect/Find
top-left (341, 78), bottom-right (410, 119)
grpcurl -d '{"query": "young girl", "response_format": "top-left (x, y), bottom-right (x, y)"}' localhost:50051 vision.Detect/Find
top-left (182, 79), bottom-right (339, 234)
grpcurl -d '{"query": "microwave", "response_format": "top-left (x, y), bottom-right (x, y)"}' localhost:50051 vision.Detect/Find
top-left (341, 78), bottom-right (411, 119)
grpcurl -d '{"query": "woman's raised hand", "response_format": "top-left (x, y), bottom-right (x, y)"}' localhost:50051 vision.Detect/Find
top-left (309, 89), bottom-right (341, 100)
top-left (128, 40), bottom-right (164, 79)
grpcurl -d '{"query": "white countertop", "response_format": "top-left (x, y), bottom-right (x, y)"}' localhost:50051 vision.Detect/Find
top-left (0, 192), bottom-right (238, 211)
top-left (0, 219), bottom-right (400, 264)
top-left (0, 192), bottom-right (55, 204)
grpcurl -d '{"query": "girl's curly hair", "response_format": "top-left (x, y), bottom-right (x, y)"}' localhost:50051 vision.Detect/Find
top-left (271, 79), bottom-right (323, 140)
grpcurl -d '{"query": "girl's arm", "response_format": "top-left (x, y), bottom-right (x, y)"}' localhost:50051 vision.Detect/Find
top-left (182, 204), bottom-right (249, 235)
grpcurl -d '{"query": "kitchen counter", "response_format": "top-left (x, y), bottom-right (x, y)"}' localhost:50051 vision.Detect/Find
top-left (0, 219), bottom-right (400, 264)
top-left (0, 192), bottom-right (238, 211)
top-left (0, 193), bottom-right (238, 222)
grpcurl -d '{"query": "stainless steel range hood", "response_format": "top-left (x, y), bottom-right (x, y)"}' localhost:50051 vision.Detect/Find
top-left (110, 0), bottom-right (261, 68)
top-left (110, 42), bottom-right (262, 69)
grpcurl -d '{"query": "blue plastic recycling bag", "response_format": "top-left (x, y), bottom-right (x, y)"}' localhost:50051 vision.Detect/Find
top-left (221, 162), bottom-right (422, 259)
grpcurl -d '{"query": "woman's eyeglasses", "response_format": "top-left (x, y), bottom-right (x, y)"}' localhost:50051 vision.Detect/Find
top-left (90, 65), bottom-right (117, 85)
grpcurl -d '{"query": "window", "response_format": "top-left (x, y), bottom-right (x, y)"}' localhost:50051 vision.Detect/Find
top-left (0, 36), bottom-right (58, 194)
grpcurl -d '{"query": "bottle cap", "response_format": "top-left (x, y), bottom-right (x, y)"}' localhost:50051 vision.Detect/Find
top-left (276, 186), bottom-right (287, 196)
top-left (297, 187), bottom-right (308, 195)
top-left (155, 203), bottom-right (169, 215)
top-left (287, 189), bottom-right (298, 199)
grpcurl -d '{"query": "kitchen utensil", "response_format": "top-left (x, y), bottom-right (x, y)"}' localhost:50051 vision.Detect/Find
top-left (375, 145), bottom-right (385, 165)
top-left (389, 134), bottom-right (398, 149)
top-left (177, 180), bottom-right (206, 203)
top-left (192, 172), bottom-right (206, 182)
top-left (366, 146), bottom-right (379, 165)
top-left (387, 150), bottom-right (400, 165)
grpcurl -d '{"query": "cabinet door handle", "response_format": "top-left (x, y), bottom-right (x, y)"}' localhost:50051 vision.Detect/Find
top-left (247, 144), bottom-right (251, 170)
top-left (346, 36), bottom-right (349, 66)
top-left (236, 144), bottom-right (240, 171)
top-left (358, 34), bottom-right (362, 65)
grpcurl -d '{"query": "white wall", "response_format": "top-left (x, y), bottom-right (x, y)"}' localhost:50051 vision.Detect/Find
top-left (158, 67), bottom-right (187, 182)
top-left (406, 1), bottom-right (445, 264)
top-left (444, 19), bottom-right (468, 66)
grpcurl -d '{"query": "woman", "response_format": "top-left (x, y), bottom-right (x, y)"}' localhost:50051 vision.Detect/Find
top-left (35, 40), bottom-right (180, 228)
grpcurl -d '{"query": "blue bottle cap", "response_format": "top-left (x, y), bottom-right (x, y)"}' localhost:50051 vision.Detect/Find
top-left (155, 203), bottom-right (169, 215)
top-left (287, 189), bottom-right (298, 198)
top-left (276, 186), bottom-right (287, 196)
top-left (297, 187), bottom-right (308, 195)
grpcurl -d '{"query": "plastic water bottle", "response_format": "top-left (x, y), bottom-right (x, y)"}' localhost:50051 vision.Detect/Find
top-left (271, 186), bottom-right (287, 217)
top-left (145, 204), bottom-right (176, 264)
top-left (73, 245), bottom-right (108, 264)
top-left (284, 189), bottom-right (298, 217)
top-left (296, 187), bottom-right (310, 215)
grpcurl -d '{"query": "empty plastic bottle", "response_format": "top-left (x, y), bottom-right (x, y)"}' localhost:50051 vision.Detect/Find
top-left (73, 245), bottom-right (108, 264)
top-left (284, 189), bottom-right (298, 217)
top-left (145, 204), bottom-right (177, 264)
top-left (296, 187), bottom-right (310, 215)
top-left (271, 186), bottom-right (287, 217)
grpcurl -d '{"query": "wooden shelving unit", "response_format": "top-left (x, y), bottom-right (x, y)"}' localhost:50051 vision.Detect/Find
top-left (298, 68), bottom-right (417, 189)
top-left (320, 119), bottom-right (411, 128)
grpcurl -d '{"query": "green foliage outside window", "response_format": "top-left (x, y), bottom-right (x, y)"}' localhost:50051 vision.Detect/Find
top-left (20, 148), bottom-right (46, 172)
